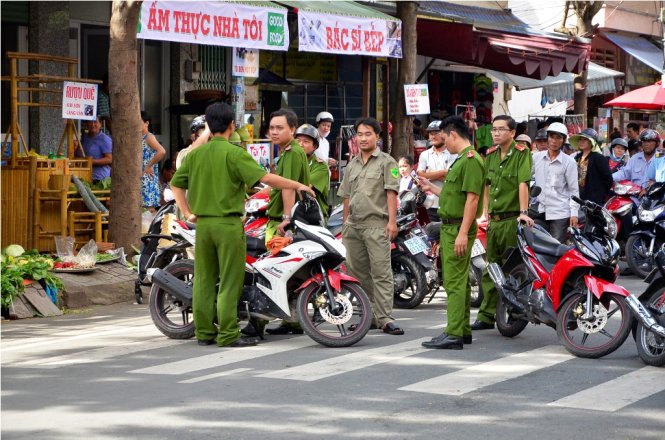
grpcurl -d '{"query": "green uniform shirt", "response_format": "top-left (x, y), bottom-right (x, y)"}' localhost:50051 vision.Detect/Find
top-left (171, 136), bottom-right (267, 217)
top-left (267, 139), bottom-right (310, 219)
top-left (308, 154), bottom-right (330, 218)
top-left (438, 146), bottom-right (485, 220)
top-left (338, 148), bottom-right (399, 228)
top-left (485, 141), bottom-right (532, 214)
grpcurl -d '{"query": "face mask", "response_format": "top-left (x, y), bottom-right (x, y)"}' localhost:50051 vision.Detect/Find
top-left (319, 128), bottom-right (330, 139)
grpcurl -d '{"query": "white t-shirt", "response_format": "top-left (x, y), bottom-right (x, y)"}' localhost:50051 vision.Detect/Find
top-left (315, 137), bottom-right (330, 162)
top-left (417, 147), bottom-right (456, 208)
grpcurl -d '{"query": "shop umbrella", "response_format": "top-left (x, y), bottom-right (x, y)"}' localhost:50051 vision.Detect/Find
top-left (604, 81), bottom-right (665, 110)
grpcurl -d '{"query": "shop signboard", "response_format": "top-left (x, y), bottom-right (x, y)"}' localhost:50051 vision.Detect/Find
top-left (298, 11), bottom-right (402, 58)
top-left (62, 81), bottom-right (97, 120)
top-left (404, 84), bottom-right (430, 115)
top-left (247, 142), bottom-right (271, 169)
top-left (232, 48), bottom-right (259, 77)
top-left (137, 1), bottom-right (289, 51)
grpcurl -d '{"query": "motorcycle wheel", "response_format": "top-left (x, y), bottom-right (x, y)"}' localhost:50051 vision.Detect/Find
top-left (626, 235), bottom-right (655, 279)
top-left (469, 265), bottom-right (484, 308)
top-left (392, 254), bottom-right (428, 309)
top-left (495, 265), bottom-right (529, 337)
top-left (556, 291), bottom-right (632, 359)
top-left (149, 259), bottom-right (195, 340)
top-left (635, 289), bottom-right (665, 367)
top-left (297, 280), bottom-right (372, 347)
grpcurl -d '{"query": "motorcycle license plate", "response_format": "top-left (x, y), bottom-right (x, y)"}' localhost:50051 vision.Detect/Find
top-left (471, 239), bottom-right (485, 258)
top-left (404, 236), bottom-right (428, 255)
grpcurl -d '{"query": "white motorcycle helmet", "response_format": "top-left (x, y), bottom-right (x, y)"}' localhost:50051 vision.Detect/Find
top-left (546, 122), bottom-right (568, 139)
top-left (315, 111), bottom-right (334, 126)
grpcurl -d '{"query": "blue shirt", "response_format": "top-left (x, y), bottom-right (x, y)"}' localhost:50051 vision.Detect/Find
top-left (646, 155), bottom-right (665, 183)
top-left (80, 132), bottom-right (112, 181)
top-left (612, 152), bottom-right (653, 188)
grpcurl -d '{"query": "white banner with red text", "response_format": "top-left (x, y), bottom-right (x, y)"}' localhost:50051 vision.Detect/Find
top-left (297, 11), bottom-right (402, 58)
top-left (137, 1), bottom-right (289, 51)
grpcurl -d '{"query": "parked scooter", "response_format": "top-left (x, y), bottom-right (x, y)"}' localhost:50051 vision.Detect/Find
top-left (134, 200), bottom-right (190, 304)
top-left (604, 179), bottom-right (641, 251)
top-left (625, 182), bottom-right (665, 279)
top-left (244, 191), bottom-right (270, 239)
top-left (632, 248), bottom-right (665, 366)
top-left (148, 193), bottom-right (373, 348)
top-left (488, 191), bottom-right (634, 359)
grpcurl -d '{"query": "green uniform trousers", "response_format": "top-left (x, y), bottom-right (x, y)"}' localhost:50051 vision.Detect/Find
top-left (342, 225), bottom-right (393, 327)
top-left (193, 217), bottom-right (246, 346)
top-left (441, 223), bottom-right (477, 337)
top-left (477, 218), bottom-right (518, 324)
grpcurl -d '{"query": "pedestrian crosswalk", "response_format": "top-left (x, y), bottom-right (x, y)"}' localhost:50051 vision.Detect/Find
top-left (3, 322), bottom-right (663, 413)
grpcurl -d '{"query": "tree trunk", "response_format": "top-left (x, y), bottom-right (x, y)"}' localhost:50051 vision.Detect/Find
top-left (570, 1), bottom-right (603, 123)
top-left (391, 1), bottom-right (417, 160)
top-left (108, 1), bottom-right (142, 252)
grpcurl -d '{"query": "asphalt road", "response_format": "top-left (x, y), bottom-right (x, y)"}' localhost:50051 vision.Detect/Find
top-left (1, 272), bottom-right (663, 440)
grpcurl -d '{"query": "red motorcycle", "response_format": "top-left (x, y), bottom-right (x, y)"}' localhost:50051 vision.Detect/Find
top-left (488, 194), bottom-right (633, 358)
top-left (244, 192), bottom-right (269, 239)
top-left (604, 180), bottom-right (641, 249)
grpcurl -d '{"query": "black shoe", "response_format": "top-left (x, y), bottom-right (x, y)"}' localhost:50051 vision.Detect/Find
top-left (471, 320), bottom-right (495, 330)
top-left (197, 339), bottom-right (216, 346)
top-left (428, 333), bottom-right (472, 345)
top-left (265, 325), bottom-right (304, 335)
top-left (240, 324), bottom-right (259, 337)
top-left (422, 334), bottom-right (463, 349)
top-left (225, 336), bottom-right (259, 347)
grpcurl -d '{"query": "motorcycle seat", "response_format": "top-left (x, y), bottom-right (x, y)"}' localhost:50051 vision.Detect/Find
top-left (523, 225), bottom-right (572, 257)
top-left (246, 236), bottom-right (267, 253)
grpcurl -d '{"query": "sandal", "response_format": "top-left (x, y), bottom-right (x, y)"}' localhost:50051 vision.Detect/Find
top-left (382, 322), bottom-right (405, 335)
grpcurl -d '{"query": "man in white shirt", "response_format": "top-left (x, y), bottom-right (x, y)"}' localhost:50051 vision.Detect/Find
top-left (417, 120), bottom-right (457, 222)
top-left (532, 122), bottom-right (580, 243)
top-left (314, 111), bottom-right (338, 167)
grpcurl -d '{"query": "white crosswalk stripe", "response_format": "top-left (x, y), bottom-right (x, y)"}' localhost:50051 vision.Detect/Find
top-left (257, 339), bottom-right (432, 381)
top-left (129, 337), bottom-right (316, 375)
top-left (548, 366), bottom-right (665, 412)
top-left (179, 368), bottom-right (252, 384)
top-left (399, 345), bottom-right (573, 396)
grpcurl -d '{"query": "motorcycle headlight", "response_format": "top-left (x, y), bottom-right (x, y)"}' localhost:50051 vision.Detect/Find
top-left (638, 205), bottom-right (665, 222)
top-left (601, 207), bottom-right (618, 239)
top-left (614, 203), bottom-right (632, 216)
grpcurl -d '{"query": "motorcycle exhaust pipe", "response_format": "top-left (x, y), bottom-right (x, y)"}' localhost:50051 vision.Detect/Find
top-left (488, 262), bottom-right (525, 312)
top-left (625, 294), bottom-right (665, 338)
top-left (151, 269), bottom-right (193, 303)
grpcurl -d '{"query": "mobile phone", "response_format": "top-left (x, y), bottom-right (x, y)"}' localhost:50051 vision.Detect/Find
top-left (410, 170), bottom-right (420, 184)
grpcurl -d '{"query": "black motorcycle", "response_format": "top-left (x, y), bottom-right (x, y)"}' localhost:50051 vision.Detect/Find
top-left (632, 248), bottom-right (665, 366)
top-left (626, 182), bottom-right (665, 279)
top-left (134, 200), bottom-right (190, 304)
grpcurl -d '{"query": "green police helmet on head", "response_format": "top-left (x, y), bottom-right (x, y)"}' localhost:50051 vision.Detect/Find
top-left (229, 130), bottom-right (241, 144)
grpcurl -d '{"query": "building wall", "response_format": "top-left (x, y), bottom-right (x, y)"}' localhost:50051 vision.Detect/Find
top-left (594, 1), bottom-right (662, 38)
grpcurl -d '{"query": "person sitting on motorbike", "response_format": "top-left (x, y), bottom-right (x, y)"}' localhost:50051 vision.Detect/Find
top-left (607, 138), bottom-right (628, 173)
top-left (176, 115), bottom-right (210, 169)
top-left (646, 131), bottom-right (665, 187)
top-left (570, 128), bottom-right (613, 206)
top-left (613, 128), bottom-right (659, 190)
top-left (398, 155), bottom-right (416, 195)
top-left (295, 123), bottom-right (330, 219)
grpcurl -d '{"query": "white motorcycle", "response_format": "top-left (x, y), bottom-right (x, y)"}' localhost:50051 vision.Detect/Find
top-left (148, 194), bottom-right (373, 347)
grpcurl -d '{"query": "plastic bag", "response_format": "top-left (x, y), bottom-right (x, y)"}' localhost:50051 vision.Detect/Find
top-left (54, 236), bottom-right (75, 259)
top-left (141, 210), bottom-right (155, 234)
top-left (76, 239), bottom-right (98, 268)
top-left (108, 247), bottom-right (127, 266)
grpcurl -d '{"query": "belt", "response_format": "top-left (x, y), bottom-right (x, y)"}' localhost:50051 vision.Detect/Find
top-left (440, 217), bottom-right (464, 225)
top-left (489, 211), bottom-right (520, 221)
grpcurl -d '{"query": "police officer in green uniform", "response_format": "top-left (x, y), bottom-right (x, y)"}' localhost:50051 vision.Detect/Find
top-left (473, 115), bottom-right (533, 331)
top-left (264, 109), bottom-right (310, 242)
top-left (171, 103), bottom-right (314, 347)
top-left (420, 116), bottom-right (485, 349)
top-left (295, 123), bottom-right (330, 219)
top-left (338, 117), bottom-right (404, 335)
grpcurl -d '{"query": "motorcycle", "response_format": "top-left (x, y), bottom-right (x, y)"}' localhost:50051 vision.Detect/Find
top-left (632, 248), bottom-right (665, 366)
top-left (604, 179), bottom-right (641, 251)
top-left (148, 193), bottom-right (373, 348)
top-left (625, 182), bottom-right (665, 279)
top-left (244, 191), bottom-right (269, 239)
top-left (488, 192), bottom-right (634, 358)
top-left (134, 200), bottom-right (190, 304)
top-left (325, 194), bottom-right (435, 309)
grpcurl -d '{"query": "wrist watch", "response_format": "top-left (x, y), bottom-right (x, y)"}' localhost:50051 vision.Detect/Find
top-left (520, 210), bottom-right (528, 215)
top-left (282, 214), bottom-right (291, 220)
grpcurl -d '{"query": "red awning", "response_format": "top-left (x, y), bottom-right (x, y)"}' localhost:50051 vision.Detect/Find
top-left (417, 20), bottom-right (590, 80)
